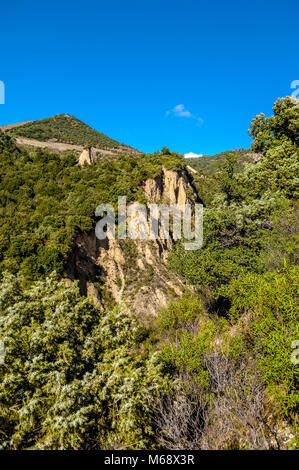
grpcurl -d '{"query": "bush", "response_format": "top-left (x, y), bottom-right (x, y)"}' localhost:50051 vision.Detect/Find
top-left (225, 265), bottom-right (299, 415)
top-left (0, 273), bottom-right (167, 449)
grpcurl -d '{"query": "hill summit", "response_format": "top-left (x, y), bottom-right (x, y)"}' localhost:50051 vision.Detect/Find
top-left (4, 113), bottom-right (136, 152)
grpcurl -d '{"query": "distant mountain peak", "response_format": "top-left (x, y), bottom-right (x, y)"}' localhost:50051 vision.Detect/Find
top-left (5, 114), bottom-right (137, 152)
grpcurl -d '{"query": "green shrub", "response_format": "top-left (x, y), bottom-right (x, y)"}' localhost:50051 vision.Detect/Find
top-left (0, 273), bottom-right (167, 449)
top-left (225, 265), bottom-right (299, 415)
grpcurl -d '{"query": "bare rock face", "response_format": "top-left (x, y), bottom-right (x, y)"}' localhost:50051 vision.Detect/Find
top-left (246, 152), bottom-right (262, 163)
top-left (142, 175), bottom-right (162, 202)
top-left (143, 166), bottom-right (197, 209)
top-left (66, 231), bottom-right (183, 322)
top-left (66, 166), bottom-right (197, 321)
top-left (78, 148), bottom-right (92, 165)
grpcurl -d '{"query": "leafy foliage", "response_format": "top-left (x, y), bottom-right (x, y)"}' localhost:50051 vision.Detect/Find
top-left (166, 97), bottom-right (299, 447)
top-left (225, 265), bottom-right (299, 415)
top-left (249, 96), bottom-right (299, 152)
top-left (170, 97), bottom-right (299, 289)
top-left (185, 149), bottom-right (252, 205)
top-left (185, 148), bottom-right (250, 175)
top-left (0, 274), bottom-right (166, 449)
top-left (0, 135), bottom-right (184, 280)
top-left (155, 295), bottom-right (228, 387)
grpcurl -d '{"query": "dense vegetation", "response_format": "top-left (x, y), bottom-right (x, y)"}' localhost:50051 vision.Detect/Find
top-left (172, 98), bottom-right (298, 288)
top-left (186, 148), bottom-right (250, 174)
top-left (8, 114), bottom-right (132, 150)
top-left (0, 274), bottom-right (166, 449)
top-left (0, 97), bottom-right (298, 449)
top-left (0, 141), bottom-right (184, 280)
top-left (185, 149), bottom-right (253, 204)
top-left (164, 97), bottom-right (298, 448)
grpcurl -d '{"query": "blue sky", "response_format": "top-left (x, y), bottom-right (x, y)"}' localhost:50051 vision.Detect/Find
top-left (0, 0), bottom-right (298, 155)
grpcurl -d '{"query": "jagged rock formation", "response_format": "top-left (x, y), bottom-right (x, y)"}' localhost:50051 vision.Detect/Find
top-left (78, 147), bottom-right (93, 165)
top-left (142, 174), bottom-right (163, 202)
top-left (142, 166), bottom-right (197, 208)
top-left (66, 166), bottom-right (198, 321)
top-left (67, 231), bottom-right (184, 322)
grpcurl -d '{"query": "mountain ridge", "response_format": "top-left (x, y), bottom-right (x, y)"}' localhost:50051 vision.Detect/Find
top-left (2, 113), bottom-right (139, 153)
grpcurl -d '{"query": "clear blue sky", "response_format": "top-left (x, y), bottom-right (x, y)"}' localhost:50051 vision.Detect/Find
top-left (0, 0), bottom-right (298, 155)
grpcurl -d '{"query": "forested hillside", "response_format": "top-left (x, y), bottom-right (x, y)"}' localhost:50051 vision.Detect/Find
top-left (186, 148), bottom-right (250, 174)
top-left (7, 114), bottom-right (135, 150)
top-left (0, 137), bottom-right (183, 280)
top-left (185, 149), bottom-right (261, 205)
top-left (0, 97), bottom-right (298, 450)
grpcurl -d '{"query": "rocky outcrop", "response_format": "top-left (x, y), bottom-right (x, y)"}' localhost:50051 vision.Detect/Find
top-left (78, 148), bottom-right (92, 165)
top-left (246, 152), bottom-right (262, 163)
top-left (142, 175), bottom-right (162, 202)
top-left (66, 166), bottom-right (197, 321)
top-left (66, 231), bottom-right (183, 322)
top-left (78, 146), bottom-right (142, 165)
top-left (142, 166), bottom-right (197, 209)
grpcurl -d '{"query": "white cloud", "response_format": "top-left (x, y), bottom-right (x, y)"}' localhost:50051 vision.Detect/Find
top-left (184, 152), bottom-right (203, 159)
top-left (166, 104), bottom-right (203, 125)
top-left (173, 104), bottom-right (192, 118)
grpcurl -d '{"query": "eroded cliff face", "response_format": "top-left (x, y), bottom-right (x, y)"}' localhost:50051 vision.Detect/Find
top-left (66, 232), bottom-right (183, 322)
top-left (142, 166), bottom-right (197, 208)
top-left (66, 166), bottom-right (197, 321)
top-left (78, 148), bottom-right (93, 165)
